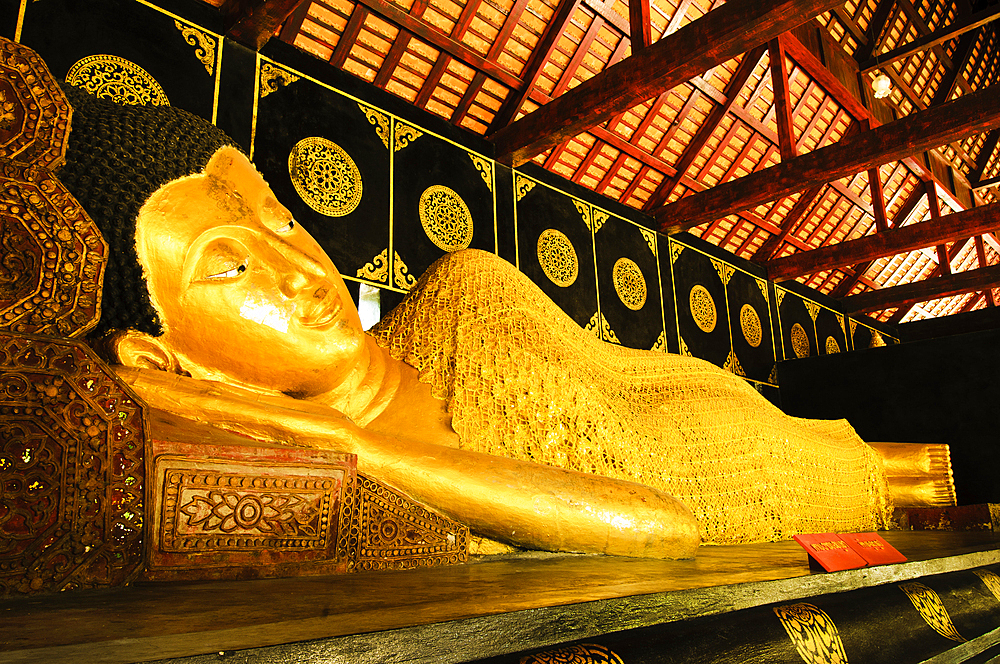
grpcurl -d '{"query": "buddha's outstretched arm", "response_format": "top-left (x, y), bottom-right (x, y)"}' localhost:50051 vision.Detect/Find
top-left (116, 366), bottom-right (700, 559)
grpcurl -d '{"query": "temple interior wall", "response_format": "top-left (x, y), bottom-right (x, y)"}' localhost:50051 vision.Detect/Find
top-left (10, 0), bottom-right (901, 410)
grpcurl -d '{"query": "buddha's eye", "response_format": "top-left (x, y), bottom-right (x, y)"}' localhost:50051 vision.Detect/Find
top-left (206, 259), bottom-right (248, 280)
top-left (274, 220), bottom-right (295, 233)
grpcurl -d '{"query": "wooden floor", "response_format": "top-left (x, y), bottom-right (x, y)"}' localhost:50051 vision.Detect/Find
top-left (2, 531), bottom-right (1000, 664)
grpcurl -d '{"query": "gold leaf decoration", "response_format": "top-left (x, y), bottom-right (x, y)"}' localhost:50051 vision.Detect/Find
top-left (724, 350), bottom-right (746, 377)
top-left (689, 284), bottom-right (717, 333)
top-left (613, 257), bottom-right (646, 311)
top-left (584, 312), bottom-right (619, 344)
top-left (574, 200), bottom-right (592, 232)
top-left (514, 174), bottom-right (536, 201)
top-left (804, 300), bottom-right (821, 322)
top-left (394, 122), bottom-right (422, 151)
top-left (669, 240), bottom-right (684, 264)
top-left (65, 55), bottom-right (168, 106)
top-left (288, 137), bottom-right (363, 217)
top-left (850, 318), bottom-right (858, 338)
top-left (592, 209), bottom-right (608, 233)
top-left (740, 304), bottom-right (762, 348)
top-left (469, 154), bottom-right (493, 192)
top-left (774, 603), bottom-right (848, 664)
top-left (775, 287), bottom-right (786, 308)
top-left (260, 62), bottom-right (299, 98)
top-left (825, 336), bottom-right (841, 354)
top-left (537, 229), bottom-right (578, 287)
top-left (870, 329), bottom-right (886, 348)
top-left (973, 569), bottom-right (1000, 602)
top-left (791, 323), bottom-right (811, 358)
top-left (756, 277), bottom-right (769, 302)
top-left (419, 185), bottom-right (473, 252)
top-left (394, 251), bottom-right (416, 290)
top-left (710, 258), bottom-right (734, 285)
top-left (678, 334), bottom-right (691, 357)
top-left (769, 364), bottom-right (778, 385)
top-left (899, 582), bottom-right (966, 642)
top-left (174, 20), bottom-right (216, 75)
top-left (651, 331), bottom-right (667, 352)
top-left (357, 249), bottom-right (389, 283)
top-left (359, 104), bottom-right (390, 149)
top-left (584, 311), bottom-right (602, 339)
top-left (519, 643), bottom-right (624, 664)
top-left (640, 228), bottom-right (657, 256)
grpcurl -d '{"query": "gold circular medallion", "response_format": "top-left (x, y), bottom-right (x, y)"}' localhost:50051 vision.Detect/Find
top-left (288, 137), bottom-right (363, 217)
top-left (612, 258), bottom-right (646, 310)
top-left (791, 322), bottom-right (811, 358)
top-left (65, 55), bottom-right (169, 106)
top-left (689, 285), bottom-right (717, 333)
top-left (536, 229), bottom-right (578, 287)
top-left (740, 304), bottom-right (762, 347)
top-left (825, 336), bottom-right (841, 354)
top-left (418, 185), bottom-right (473, 252)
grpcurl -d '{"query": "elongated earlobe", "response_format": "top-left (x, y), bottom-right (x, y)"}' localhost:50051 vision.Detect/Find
top-left (111, 330), bottom-right (185, 374)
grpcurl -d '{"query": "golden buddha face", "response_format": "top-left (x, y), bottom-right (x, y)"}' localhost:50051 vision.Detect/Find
top-left (120, 146), bottom-right (366, 396)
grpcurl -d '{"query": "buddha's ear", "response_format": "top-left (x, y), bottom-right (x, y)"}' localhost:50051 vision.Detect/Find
top-left (111, 330), bottom-right (185, 374)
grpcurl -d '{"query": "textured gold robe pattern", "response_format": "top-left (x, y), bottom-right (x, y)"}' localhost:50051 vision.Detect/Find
top-left (373, 249), bottom-right (891, 544)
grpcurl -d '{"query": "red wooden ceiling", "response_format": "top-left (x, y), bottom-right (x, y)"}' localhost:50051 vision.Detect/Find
top-left (214, 0), bottom-right (1000, 325)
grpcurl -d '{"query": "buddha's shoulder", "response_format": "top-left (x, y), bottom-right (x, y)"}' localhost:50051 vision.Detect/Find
top-left (425, 249), bottom-right (519, 278)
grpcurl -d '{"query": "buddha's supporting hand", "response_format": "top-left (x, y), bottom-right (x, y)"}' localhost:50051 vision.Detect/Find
top-left (116, 366), bottom-right (701, 559)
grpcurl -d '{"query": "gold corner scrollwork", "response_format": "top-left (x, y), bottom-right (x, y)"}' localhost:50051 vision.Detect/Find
top-left (710, 258), bottom-right (734, 286)
top-left (678, 334), bottom-right (691, 357)
top-left (573, 200), bottom-right (592, 232)
top-left (769, 364), bottom-right (778, 385)
top-left (260, 62), bottom-right (299, 99)
top-left (359, 104), bottom-right (390, 150)
top-left (393, 251), bottom-right (417, 290)
top-left (640, 228), bottom-right (657, 257)
top-left (514, 174), bottom-right (536, 202)
top-left (804, 300), bottom-right (821, 322)
top-left (651, 331), bottom-right (667, 352)
top-left (469, 154), bottom-right (493, 192)
top-left (755, 277), bottom-right (769, 303)
top-left (174, 20), bottom-right (216, 76)
top-left (584, 312), bottom-right (619, 344)
top-left (775, 287), bottom-right (786, 308)
top-left (393, 122), bottom-right (422, 151)
top-left (849, 318), bottom-right (858, 338)
top-left (357, 249), bottom-right (389, 284)
top-left (899, 582), bottom-right (966, 642)
top-left (774, 603), bottom-right (848, 664)
top-left (724, 350), bottom-right (746, 377)
top-left (592, 209), bottom-right (608, 233)
top-left (669, 240), bottom-right (685, 264)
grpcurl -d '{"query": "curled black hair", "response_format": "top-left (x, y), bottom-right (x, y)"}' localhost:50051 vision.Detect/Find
top-left (57, 84), bottom-right (237, 338)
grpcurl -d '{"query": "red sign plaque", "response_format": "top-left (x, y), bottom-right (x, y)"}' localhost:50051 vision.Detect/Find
top-left (793, 532), bottom-right (906, 572)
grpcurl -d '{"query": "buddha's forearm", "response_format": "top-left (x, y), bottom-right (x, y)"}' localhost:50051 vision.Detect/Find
top-left (115, 366), bottom-right (700, 559)
top-left (344, 430), bottom-right (700, 559)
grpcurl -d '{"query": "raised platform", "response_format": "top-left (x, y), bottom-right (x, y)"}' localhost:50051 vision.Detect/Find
top-left (3, 531), bottom-right (1000, 663)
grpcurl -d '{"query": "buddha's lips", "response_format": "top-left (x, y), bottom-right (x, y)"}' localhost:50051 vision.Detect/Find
top-left (300, 287), bottom-right (341, 327)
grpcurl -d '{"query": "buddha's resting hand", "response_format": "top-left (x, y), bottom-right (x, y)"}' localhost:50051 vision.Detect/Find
top-left (114, 366), bottom-right (701, 559)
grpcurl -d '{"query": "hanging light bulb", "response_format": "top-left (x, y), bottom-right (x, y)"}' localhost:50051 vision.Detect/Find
top-left (872, 71), bottom-right (892, 99)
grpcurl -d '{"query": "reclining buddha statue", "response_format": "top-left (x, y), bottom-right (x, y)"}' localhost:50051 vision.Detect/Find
top-left (53, 84), bottom-right (895, 560)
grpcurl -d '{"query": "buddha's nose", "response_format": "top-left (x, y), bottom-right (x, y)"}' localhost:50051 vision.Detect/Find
top-left (272, 242), bottom-right (326, 298)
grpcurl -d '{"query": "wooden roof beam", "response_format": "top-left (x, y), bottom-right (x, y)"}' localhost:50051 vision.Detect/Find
top-left (224, 0), bottom-right (309, 51)
top-left (766, 201), bottom-right (1000, 280)
top-left (653, 79), bottom-right (1000, 234)
top-left (843, 263), bottom-right (1000, 314)
top-left (858, 4), bottom-right (1000, 73)
top-left (629, 0), bottom-right (651, 49)
top-left (490, 0), bottom-right (843, 166)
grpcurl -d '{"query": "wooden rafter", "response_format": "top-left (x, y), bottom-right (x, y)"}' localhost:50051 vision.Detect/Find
top-left (769, 36), bottom-right (796, 161)
top-left (885, 238), bottom-right (971, 323)
top-left (490, 0), bottom-right (843, 166)
top-left (354, 0), bottom-right (522, 89)
top-left (858, 4), bottom-right (1000, 73)
top-left (843, 263), bottom-right (1000, 314)
top-left (752, 186), bottom-right (824, 261)
top-left (225, 0), bottom-right (308, 51)
top-left (653, 84), bottom-right (1000, 233)
top-left (487, 0), bottom-right (581, 132)
top-left (629, 0), bottom-right (651, 49)
top-left (766, 201), bottom-right (1000, 281)
top-left (975, 235), bottom-right (997, 307)
top-left (643, 45), bottom-right (766, 211)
